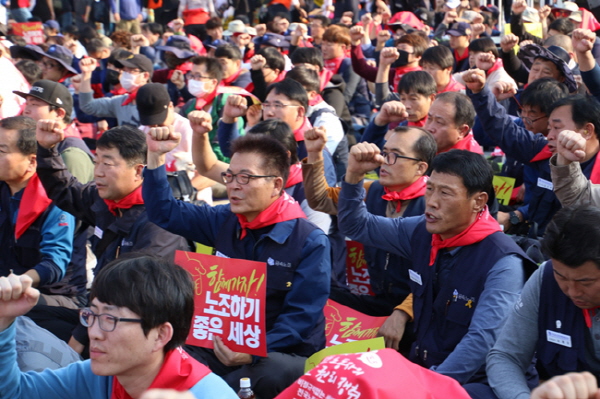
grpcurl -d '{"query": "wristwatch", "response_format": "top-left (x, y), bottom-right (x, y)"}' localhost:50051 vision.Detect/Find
top-left (509, 211), bottom-right (522, 226)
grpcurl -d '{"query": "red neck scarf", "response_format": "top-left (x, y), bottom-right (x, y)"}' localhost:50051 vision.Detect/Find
top-left (236, 192), bottom-right (306, 239)
top-left (195, 88), bottom-right (218, 110)
top-left (294, 118), bottom-right (312, 142)
top-left (440, 76), bottom-right (465, 93)
top-left (222, 69), bottom-right (242, 86)
top-left (486, 58), bottom-right (503, 76)
top-left (324, 56), bottom-right (344, 74)
top-left (381, 176), bottom-right (428, 212)
top-left (590, 151), bottom-right (600, 183)
top-left (104, 185), bottom-right (144, 216)
top-left (319, 69), bottom-right (334, 92)
top-left (392, 65), bottom-right (422, 90)
top-left (110, 348), bottom-right (210, 399)
top-left (583, 308), bottom-right (600, 328)
top-left (166, 62), bottom-right (193, 80)
top-left (445, 133), bottom-right (483, 154)
top-left (15, 173), bottom-right (53, 240)
top-left (308, 94), bottom-right (324, 107)
top-left (121, 87), bottom-right (140, 106)
top-left (408, 117), bottom-right (427, 127)
top-left (429, 206), bottom-right (501, 265)
top-left (454, 48), bottom-right (469, 63)
top-left (530, 144), bottom-right (553, 162)
top-left (286, 163), bottom-right (303, 188)
top-left (111, 87), bottom-right (128, 96)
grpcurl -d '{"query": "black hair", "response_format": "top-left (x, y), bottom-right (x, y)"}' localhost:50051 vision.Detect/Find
top-left (266, 78), bottom-right (309, 110)
top-left (285, 66), bottom-right (321, 94)
top-left (521, 78), bottom-right (569, 116)
top-left (0, 116), bottom-right (36, 155)
top-left (468, 36), bottom-right (499, 58)
top-left (398, 70), bottom-right (437, 97)
top-left (548, 17), bottom-right (575, 35)
top-left (90, 254), bottom-right (194, 352)
top-left (543, 206), bottom-right (600, 268)
top-left (15, 59), bottom-right (42, 85)
top-left (548, 95), bottom-right (600, 140)
top-left (96, 125), bottom-right (147, 165)
top-left (248, 119), bottom-right (298, 164)
top-left (230, 133), bottom-right (291, 187)
top-left (205, 17), bottom-right (223, 30)
top-left (79, 25), bottom-right (100, 46)
top-left (214, 43), bottom-right (242, 61)
top-left (290, 47), bottom-right (324, 71)
top-left (431, 149), bottom-right (494, 199)
top-left (85, 38), bottom-right (109, 56)
top-left (141, 22), bottom-right (164, 36)
top-left (434, 91), bottom-right (476, 129)
top-left (391, 126), bottom-right (438, 168)
top-left (190, 55), bottom-right (223, 82)
top-left (63, 24), bottom-right (79, 40)
top-left (258, 46), bottom-right (285, 72)
top-left (420, 45), bottom-right (454, 69)
top-left (48, 104), bottom-right (72, 124)
top-left (309, 15), bottom-right (330, 27)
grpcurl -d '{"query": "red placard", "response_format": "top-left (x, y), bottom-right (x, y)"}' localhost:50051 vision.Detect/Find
top-left (324, 299), bottom-right (387, 347)
top-left (175, 250), bottom-right (268, 357)
top-left (12, 22), bottom-right (44, 45)
top-left (345, 241), bottom-right (374, 296)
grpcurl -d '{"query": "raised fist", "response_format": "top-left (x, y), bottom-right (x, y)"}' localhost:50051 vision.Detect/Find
top-left (250, 55), bottom-right (267, 71)
top-left (379, 47), bottom-right (399, 67)
top-left (79, 57), bottom-right (98, 75)
top-left (36, 119), bottom-right (65, 149)
top-left (375, 101), bottom-right (408, 126)
top-left (572, 29), bottom-right (596, 54)
top-left (187, 110), bottom-right (213, 136)
top-left (304, 126), bottom-right (328, 154)
top-left (146, 125), bottom-right (181, 155)
top-left (170, 70), bottom-right (186, 90)
top-left (511, 0), bottom-right (527, 15)
top-left (462, 68), bottom-right (487, 93)
top-left (500, 34), bottom-right (519, 53)
top-left (222, 95), bottom-right (248, 121)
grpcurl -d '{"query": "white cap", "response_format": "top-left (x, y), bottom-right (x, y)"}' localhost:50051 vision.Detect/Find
top-left (240, 377), bottom-right (251, 388)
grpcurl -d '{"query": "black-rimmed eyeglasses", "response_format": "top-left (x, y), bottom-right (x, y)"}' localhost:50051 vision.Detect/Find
top-left (381, 151), bottom-right (421, 165)
top-left (79, 308), bottom-right (143, 332)
top-left (221, 172), bottom-right (278, 185)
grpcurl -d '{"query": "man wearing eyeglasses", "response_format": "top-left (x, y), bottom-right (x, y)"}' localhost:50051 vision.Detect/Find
top-left (0, 256), bottom-right (238, 399)
top-left (337, 148), bottom-right (535, 396)
top-left (464, 68), bottom-right (571, 236)
top-left (78, 54), bottom-right (153, 127)
top-left (143, 130), bottom-right (331, 399)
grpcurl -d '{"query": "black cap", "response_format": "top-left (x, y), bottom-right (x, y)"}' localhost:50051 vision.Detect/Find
top-left (115, 53), bottom-right (153, 74)
top-left (9, 44), bottom-right (44, 61)
top-left (136, 83), bottom-right (170, 126)
top-left (14, 79), bottom-right (73, 116)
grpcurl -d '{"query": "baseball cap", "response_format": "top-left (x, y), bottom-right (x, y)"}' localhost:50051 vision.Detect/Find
top-left (156, 35), bottom-right (196, 59)
top-left (14, 79), bottom-right (73, 115)
top-left (43, 20), bottom-right (60, 32)
top-left (447, 22), bottom-right (471, 36)
top-left (254, 33), bottom-right (290, 49)
top-left (521, 7), bottom-right (540, 23)
top-left (136, 83), bottom-right (170, 126)
top-left (206, 39), bottom-right (228, 49)
top-left (114, 53), bottom-right (153, 74)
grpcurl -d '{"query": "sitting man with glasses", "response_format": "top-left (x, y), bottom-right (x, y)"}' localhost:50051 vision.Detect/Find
top-left (464, 69), bottom-right (570, 236)
top-left (0, 255), bottom-right (238, 399)
top-left (143, 129), bottom-right (331, 399)
top-left (78, 54), bottom-right (153, 127)
top-left (301, 124), bottom-right (436, 348)
top-left (178, 56), bottom-right (243, 162)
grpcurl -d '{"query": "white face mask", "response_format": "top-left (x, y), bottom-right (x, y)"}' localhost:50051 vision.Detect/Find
top-left (119, 72), bottom-right (139, 92)
top-left (188, 79), bottom-right (207, 98)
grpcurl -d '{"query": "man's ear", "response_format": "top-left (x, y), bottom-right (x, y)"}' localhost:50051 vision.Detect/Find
top-left (152, 322), bottom-right (174, 352)
top-left (273, 176), bottom-right (284, 197)
top-left (416, 161), bottom-right (428, 176)
top-left (297, 105), bottom-right (306, 120)
top-left (473, 191), bottom-right (488, 212)
top-left (583, 122), bottom-right (595, 140)
top-left (457, 123), bottom-right (470, 139)
top-left (54, 106), bottom-right (67, 121)
top-left (134, 163), bottom-right (145, 180)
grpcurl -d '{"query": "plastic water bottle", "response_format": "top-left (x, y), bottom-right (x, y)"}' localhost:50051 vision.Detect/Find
top-left (238, 377), bottom-right (255, 399)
